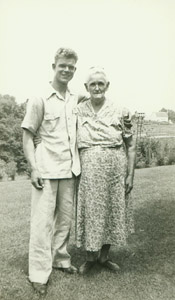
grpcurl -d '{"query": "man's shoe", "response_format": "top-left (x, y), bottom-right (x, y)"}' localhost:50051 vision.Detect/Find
top-left (53, 265), bottom-right (78, 274)
top-left (79, 261), bottom-right (95, 275)
top-left (32, 282), bottom-right (47, 295)
top-left (98, 259), bottom-right (120, 272)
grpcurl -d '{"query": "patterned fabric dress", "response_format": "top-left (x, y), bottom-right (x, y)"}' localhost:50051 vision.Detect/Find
top-left (75, 98), bottom-right (134, 251)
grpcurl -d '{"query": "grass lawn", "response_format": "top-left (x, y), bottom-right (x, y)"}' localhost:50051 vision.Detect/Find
top-left (0, 165), bottom-right (175, 300)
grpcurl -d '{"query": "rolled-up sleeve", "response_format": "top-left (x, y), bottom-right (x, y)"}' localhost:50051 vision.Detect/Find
top-left (121, 108), bottom-right (133, 138)
top-left (21, 97), bottom-right (44, 135)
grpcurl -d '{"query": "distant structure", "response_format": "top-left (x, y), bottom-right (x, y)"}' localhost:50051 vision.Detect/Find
top-left (134, 112), bottom-right (145, 139)
top-left (146, 112), bottom-right (168, 123)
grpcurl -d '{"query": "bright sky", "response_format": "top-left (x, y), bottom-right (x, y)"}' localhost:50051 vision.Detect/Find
top-left (0, 0), bottom-right (175, 115)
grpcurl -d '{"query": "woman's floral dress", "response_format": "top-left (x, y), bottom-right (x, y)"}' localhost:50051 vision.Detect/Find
top-left (76, 98), bottom-right (134, 251)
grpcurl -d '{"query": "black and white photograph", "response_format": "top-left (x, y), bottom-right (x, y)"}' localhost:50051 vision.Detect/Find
top-left (0, 0), bottom-right (175, 299)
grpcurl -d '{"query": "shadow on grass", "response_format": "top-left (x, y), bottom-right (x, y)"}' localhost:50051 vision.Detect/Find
top-left (8, 196), bottom-right (175, 282)
top-left (110, 197), bottom-right (175, 277)
top-left (8, 252), bottom-right (28, 276)
top-left (68, 196), bottom-right (175, 279)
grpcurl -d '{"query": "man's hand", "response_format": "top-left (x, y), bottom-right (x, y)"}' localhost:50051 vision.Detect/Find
top-left (125, 174), bottom-right (133, 195)
top-left (33, 134), bottom-right (42, 148)
top-left (31, 170), bottom-right (44, 190)
top-left (23, 130), bottom-right (43, 190)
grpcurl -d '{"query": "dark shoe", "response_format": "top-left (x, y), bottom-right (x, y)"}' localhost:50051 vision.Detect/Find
top-left (79, 261), bottom-right (96, 275)
top-left (98, 259), bottom-right (120, 272)
top-left (53, 265), bottom-right (78, 274)
top-left (62, 265), bottom-right (78, 274)
top-left (32, 282), bottom-right (47, 295)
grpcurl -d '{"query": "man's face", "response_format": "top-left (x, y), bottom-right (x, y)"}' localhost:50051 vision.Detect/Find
top-left (85, 73), bottom-right (109, 103)
top-left (52, 57), bottom-right (76, 84)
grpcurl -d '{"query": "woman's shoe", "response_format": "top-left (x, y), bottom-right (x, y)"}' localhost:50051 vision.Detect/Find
top-left (53, 265), bottom-right (77, 274)
top-left (61, 265), bottom-right (78, 274)
top-left (79, 261), bottom-right (96, 275)
top-left (98, 259), bottom-right (120, 272)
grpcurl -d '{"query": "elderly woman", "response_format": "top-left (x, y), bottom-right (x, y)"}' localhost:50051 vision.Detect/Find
top-left (76, 67), bottom-right (136, 274)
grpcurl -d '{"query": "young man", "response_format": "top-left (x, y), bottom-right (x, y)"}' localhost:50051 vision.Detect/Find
top-left (22, 48), bottom-right (80, 295)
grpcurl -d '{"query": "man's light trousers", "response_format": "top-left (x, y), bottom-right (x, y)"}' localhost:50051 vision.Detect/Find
top-left (29, 178), bottom-right (75, 284)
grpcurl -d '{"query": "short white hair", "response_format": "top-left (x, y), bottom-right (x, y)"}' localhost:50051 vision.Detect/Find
top-left (85, 66), bottom-right (109, 83)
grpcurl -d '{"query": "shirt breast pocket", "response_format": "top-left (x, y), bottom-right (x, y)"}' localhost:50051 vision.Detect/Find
top-left (108, 117), bottom-right (123, 131)
top-left (80, 117), bottom-right (89, 126)
top-left (43, 112), bottom-right (60, 132)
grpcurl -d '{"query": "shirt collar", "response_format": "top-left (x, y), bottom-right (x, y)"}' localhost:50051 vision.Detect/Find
top-left (45, 82), bottom-right (74, 100)
top-left (87, 97), bottom-right (110, 112)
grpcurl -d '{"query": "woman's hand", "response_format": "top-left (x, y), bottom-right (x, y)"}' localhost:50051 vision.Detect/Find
top-left (124, 135), bottom-right (136, 195)
top-left (125, 174), bottom-right (133, 195)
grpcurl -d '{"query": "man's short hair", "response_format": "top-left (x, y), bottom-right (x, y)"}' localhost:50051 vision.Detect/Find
top-left (54, 48), bottom-right (78, 64)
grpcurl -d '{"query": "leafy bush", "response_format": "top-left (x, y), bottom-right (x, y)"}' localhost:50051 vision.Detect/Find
top-left (136, 138), bottom-right (175, 168)
top-left (5, 161), bottom-right (17, 180)
top-left (167, 147), bottom-right (175, 165)
top-left (136, 137), bottom-right (160, 168)
top-left (0, 94), bottom-right (27, 173)
top-left (0, 159), bottom-right (6, 180)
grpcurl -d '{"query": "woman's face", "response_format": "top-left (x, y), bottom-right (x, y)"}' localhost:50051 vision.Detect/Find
top-left (85, 73), bottom-right (109, 104)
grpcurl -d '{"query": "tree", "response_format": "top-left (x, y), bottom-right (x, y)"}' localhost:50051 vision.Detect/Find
top-left (0, 159), bottom-right (6, 180)
top-left (6, 161), bottom-right (17, 180)
top-left (160, 108), bottom-right (175, 123)
top-left (0, 94), bottom-right (27, 173)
